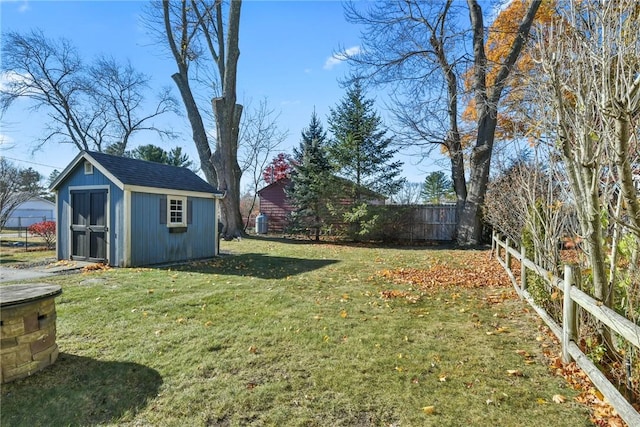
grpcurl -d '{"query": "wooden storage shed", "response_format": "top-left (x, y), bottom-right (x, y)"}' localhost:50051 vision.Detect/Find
top-left (50, 150), bottom-right (224, 267)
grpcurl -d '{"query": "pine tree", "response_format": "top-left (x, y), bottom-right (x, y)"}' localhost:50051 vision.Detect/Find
top-left (288, 111), bottom-right (333, 241)
top-left (130, 144), bottom-right (193, 168)
top-left (293, 110), bottom-right (326, 163)
top-left (167, 146), bottom-right (193, 168)
top-left (421, 171), bottom-right (455, 204)
top-left (327, 80), bottom-right (404, 201)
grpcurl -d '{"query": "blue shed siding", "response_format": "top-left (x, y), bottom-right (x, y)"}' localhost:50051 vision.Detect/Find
top-left (129, 192), bottom-right (216, 266)
top-left (56, 192), bottom-right (68, 262)
top-left (55, 164), bottom-right (123, 265)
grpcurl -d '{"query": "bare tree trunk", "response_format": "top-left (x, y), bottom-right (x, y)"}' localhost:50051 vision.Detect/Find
top-left (161, 1), bottom-right (218, 186)
top-left (159, 0), bottom-right (244, 236)
top-left (458, 0), bottom-right (541, 246)
top-left (429, 0), bottom-right (467, 227)
top-left (613, 112), bottom-right (640, 235)
top-left (458, 121), bottom-right (496, 245)
top-left (171, 72), bottom-right (217, 185)
top-left (212, 98), bottom-right (243, 237)
top-left (211, 0), bottom-right (243, 238)
top-left (451, 150), bottom-right (466, 223)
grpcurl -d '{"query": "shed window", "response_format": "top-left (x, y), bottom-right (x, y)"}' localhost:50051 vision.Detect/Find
top-left (84, 162), bottom-right (94, 175)
top-left (167, 196), bottom-right (187, 227)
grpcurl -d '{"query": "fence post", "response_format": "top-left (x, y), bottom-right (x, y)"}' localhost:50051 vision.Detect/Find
top-left (562, 264), bottom-right (578, 363)
top-left (491, 230), bottom-right (496, 258)
top-left (520, 245), bottom-right (527, 293)
top-left (505, 237), bottom-right (511, 271)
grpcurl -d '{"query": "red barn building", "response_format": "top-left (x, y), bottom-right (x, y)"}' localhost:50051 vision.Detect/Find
top-left (256, 178), bottom-right (294, 232)
top-left (257, 177), bottom-right (387, 234)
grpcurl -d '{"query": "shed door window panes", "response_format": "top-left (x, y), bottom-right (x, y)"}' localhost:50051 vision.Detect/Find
top-left (168, 196), bottom-right (187, 227)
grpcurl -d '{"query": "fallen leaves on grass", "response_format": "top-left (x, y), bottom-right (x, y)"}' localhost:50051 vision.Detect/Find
top-left (486, 326), bottom-right (510, 335)
top-left (422, 405), bottom-right (436, 415)
top-left (380, 289), bottom-right (420, 303)
top-left (552, 394), bottom-right (567, 404)
top-left (538, 327), bottom-right (627, 426)
top-left (83, 263), bottom-right (110, 272)
top-left (376, 251), bottom-right (513, 293)
top-left (48, 260), bottom-right (76, 268)
top-left (515, 349), bottom-right (536, 365)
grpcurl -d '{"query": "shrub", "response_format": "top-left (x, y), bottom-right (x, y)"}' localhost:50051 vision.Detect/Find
top-left (28, 220), bottom-right (56, 249)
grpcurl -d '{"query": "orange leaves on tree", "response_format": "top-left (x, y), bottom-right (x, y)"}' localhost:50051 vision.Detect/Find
top-left (462, 0), bottom-right (559, 143)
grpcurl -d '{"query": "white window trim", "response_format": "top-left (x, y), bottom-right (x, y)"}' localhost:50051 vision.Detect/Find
top-left (84, 162), bottom-right (94, 175)
top-left (167, 195), bottom-right (187, 228)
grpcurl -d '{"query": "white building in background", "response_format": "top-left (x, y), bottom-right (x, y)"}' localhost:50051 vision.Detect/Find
top-left (4, 197), bottom-right (56, 228)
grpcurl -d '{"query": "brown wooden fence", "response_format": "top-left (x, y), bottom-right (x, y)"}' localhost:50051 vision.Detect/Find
top-left (393, 204), bottom-right (457, 241)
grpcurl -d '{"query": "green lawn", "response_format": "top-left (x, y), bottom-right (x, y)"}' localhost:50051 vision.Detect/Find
top-left (0, 233), bottom-right (55, 266)
top-left (1, 237), bottom-right (592, 426)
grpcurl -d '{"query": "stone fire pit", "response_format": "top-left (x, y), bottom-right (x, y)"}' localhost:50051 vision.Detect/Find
top-left (0, 283), bottom-right (62, 383)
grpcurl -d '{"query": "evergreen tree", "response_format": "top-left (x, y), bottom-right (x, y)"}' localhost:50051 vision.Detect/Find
top-left (288, 111), bottom-right (333, 241)
top-left (132, 144), bottom-right (168, 164)
top-left (293, 109), bottom-right (326, 163)
top-left (167, 146), bottom-right (193, 168)
top-left (421, 171), bottom-right (455, 204)
top-left (130, 144), bottom-right (193, 168)
top-left (327, 80), bottom-right (404, 201)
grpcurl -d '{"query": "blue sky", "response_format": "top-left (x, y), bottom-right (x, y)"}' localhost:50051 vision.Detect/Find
top-left (1, 0), bottom-right (441, 187)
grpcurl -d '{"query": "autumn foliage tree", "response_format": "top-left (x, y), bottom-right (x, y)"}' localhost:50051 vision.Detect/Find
top-left (263, 153), bottom-right (295, 184)
top-left (344, 0), bottom-right (542, 245)
top-left (462, 0), bottom-right (557, 144)
top-left (28, 220), bottom-right (56, 249)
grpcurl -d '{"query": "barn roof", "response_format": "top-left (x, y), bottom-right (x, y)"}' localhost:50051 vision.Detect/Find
top-left (257, 176), bottom-right (385, 200)
top-left (51, 150), bottom-right (224, 198)
top-left (257, 177), bottom-right (291, 196)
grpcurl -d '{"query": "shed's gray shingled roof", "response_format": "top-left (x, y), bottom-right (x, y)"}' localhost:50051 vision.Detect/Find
top-left (86, 151), bottom-right (221, 194)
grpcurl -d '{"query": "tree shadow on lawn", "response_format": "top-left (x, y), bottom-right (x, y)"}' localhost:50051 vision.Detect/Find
top-left (241, 234), bottom-right (490, 251)
top-left (174, 253), bottom-right (340, 279)
top-left (1, 353), bottom-right (162, 426)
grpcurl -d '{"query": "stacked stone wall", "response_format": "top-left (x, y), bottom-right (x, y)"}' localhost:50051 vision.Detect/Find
top-left (0, 297), bottom-right (59, 383)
